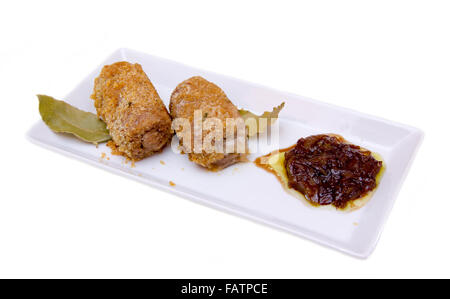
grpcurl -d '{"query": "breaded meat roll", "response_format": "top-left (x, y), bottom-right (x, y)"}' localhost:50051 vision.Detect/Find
top-left (91, 62), bottom-right (172, 160)
top-left (170, 76), bottom-right (247, 170)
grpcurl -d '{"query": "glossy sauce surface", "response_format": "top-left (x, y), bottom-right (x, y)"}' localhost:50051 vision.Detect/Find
top-left (284, 134), bottom-right (382, 208)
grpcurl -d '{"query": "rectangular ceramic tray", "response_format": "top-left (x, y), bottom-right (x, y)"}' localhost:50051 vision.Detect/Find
top-left (27, 48), bottom-right (423, 258)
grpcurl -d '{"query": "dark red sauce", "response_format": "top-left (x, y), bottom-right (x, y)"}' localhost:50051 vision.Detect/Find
top-left (284, 134), bottom-right (382, 209)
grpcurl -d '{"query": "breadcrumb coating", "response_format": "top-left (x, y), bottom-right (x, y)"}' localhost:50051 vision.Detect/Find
top-left (91, 62), bottom-right (172, 160)
top-left (170, 76), bottom-right (247, 170)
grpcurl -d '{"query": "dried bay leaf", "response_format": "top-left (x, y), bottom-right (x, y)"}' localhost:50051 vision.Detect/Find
top-left (38, 95), bottom-right (111, 144)
top-left (239, 102), bottom-right (285, 137)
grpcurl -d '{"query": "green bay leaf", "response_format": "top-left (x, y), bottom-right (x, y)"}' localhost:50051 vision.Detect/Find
top-left (239, 102), bottom-right (285, 137)
top-left (38, 95), bottom-right (111, 144)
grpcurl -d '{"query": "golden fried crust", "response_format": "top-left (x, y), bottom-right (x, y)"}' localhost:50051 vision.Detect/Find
top-left (170, 76), bottom-right (241, 121)
top-left (170, 76), bottom-right (247, 170)
top-left (91, 62), bottom-right (172, 160)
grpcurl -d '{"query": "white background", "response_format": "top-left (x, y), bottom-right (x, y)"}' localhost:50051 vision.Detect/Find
top-left (1, 0), bottom-right (449, 278)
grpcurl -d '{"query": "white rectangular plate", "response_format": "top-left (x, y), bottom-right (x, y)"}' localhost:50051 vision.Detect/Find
top-left (27, 48), bottom-right (423, 258)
